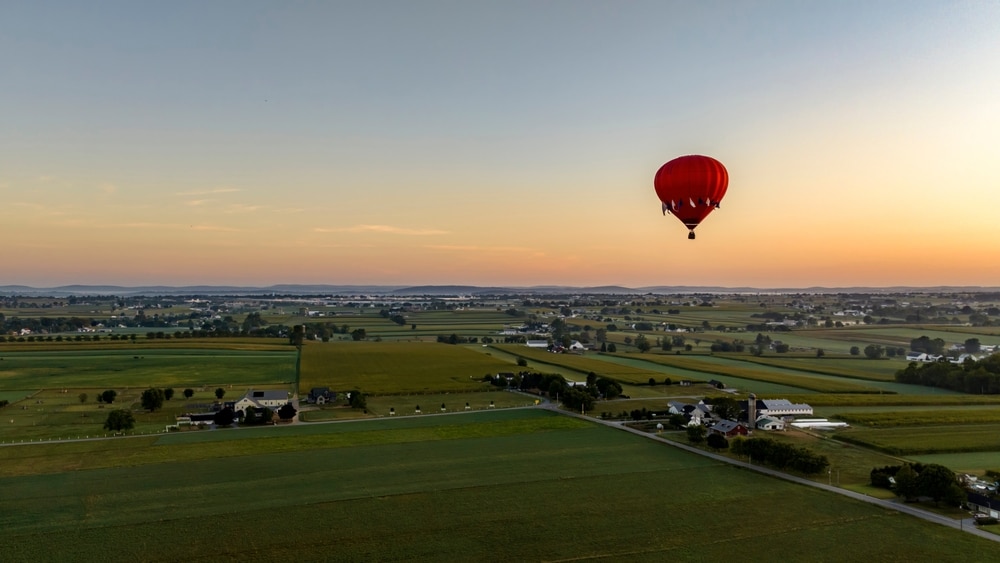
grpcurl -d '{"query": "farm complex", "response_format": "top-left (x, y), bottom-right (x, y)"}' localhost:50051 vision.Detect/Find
top-left (3, 288), bottom-right (1000, 560)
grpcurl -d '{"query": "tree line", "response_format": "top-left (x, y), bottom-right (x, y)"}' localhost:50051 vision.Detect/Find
top-left (730, 436), bottom-right (829, 474)
top-left (870, 463), bottom-right (965, 505)
top-left (895, 354), bottom-right (1000, 394)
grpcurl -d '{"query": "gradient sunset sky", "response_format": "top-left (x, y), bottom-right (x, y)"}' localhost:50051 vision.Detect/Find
top-left (3, 1), bottom-right (999, 288)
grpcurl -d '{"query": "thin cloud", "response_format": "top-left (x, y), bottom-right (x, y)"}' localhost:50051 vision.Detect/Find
top-left (175, 188), bottom-right (241, 196)
top-left (425, 244), bottom-right (535, 253)
top-left (100, 222), bottom-right (242, 232)
top-left (223, 203), bottom-right (265, 214)
top-left (314, 224), bottom-right (450, 235)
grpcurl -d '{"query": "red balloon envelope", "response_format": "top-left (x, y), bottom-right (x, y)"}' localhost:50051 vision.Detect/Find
top-left (654, 155), bottom-right (728, 239)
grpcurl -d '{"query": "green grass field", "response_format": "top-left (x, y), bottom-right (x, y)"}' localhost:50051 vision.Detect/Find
top-left (1, 409), bottom-right (995, 561)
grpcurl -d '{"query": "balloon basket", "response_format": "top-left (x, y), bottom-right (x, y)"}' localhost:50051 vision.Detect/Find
top-left (688, 231), bottom-right (696, 240)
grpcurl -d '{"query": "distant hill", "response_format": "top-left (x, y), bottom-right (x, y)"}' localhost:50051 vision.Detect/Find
top-left (2, 284), bottom-right (999, 297)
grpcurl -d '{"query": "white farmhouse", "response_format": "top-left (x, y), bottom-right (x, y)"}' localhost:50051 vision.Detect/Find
top-left (234, 390), bottom-right (289, 412)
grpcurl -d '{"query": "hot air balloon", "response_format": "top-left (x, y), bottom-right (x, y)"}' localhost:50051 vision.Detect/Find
top-left (654, 155), bottom-right (728, 239)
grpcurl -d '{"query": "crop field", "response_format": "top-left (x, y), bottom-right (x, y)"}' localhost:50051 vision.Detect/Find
top-left (910, 452), bottom-right (1000, 474)
top-left (0, 347), bottom-right (296, 390)
top-left (834, 409), bottom-right (1000, 427)
top-left (735, 356), bottom-right (902, 382)
top-left (299, 341), bottom-right (514, 394)
top-left (595, 354), bottom-right (810, 395)
top-left (623, 353), bottom-right (882, 393)
top-left (490, 344), bottom-right (668, 382)
top-left (1, 409), bottom-right (995, 561)
top-left (835, 423), bottom-right (1000, 455)
top-left (778, 393), bottom-right (1000, 407)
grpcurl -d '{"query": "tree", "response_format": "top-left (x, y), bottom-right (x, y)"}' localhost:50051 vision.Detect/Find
top-left (183, 388), bottom-right (194, 399)
top-left (669, 413), bottom-right (687, 429)
top-left (849, 346), bottom-right (860, 356)
top-left (215, 387), bottom-right (225, 400)
top-left (864, 344), bottom-right (884, 359)
top-left (349, 391), bottom-right (366, 409)
top-left (103, 409), bottom-right (135, 433)
top-left (686, 425), bottom-right (706, 444)
top-left (101, 389), bottom-right (117, 404)
top-left (289, 324), bottom-right (305, 348)
top-left (965, 338), bottom-right (982, 354)
top-left (214, 406), bottom-right (236, 427)
top-left (140, 388), bottom-right (165, 412)
top-left (516, 357), bottom-right (528, 367)
top-left (916, 464), bottom-right (964, 505)
top-left (635, 334), bottom-right (651, 353)
top-left (710, 397), bottom-right (741, 421)
top-left (78, 392), bottom-right (88, 403)
top-left (815, 348), bottom-right (825, 358)
top-left (893, 463), bottom-right (920, 501)
top-left (607, 343), bottom-right (617, 353)
top-left (706, 433), bottom-right (729, 450)
top-left (277, 403), bottom-right (297, 421)
top-left (163, 388), bottom-right (174, 401)
top-left (595, 377), bottom-right (622, 400)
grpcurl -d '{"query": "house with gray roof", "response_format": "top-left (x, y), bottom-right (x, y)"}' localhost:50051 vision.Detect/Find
top-left (234, 390), bottom-right (290, 412)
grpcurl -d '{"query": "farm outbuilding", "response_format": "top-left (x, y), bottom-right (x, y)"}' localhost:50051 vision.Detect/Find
top-left (755, 417), bottom-right (784, 431)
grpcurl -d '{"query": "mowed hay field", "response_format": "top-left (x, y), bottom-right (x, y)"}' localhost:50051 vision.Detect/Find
top-left (300, 341), bottom-right (515, 394)
top-left (1, 409), bottom-right (995, 562)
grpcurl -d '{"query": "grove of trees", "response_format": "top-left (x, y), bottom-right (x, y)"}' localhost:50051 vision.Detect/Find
top-left (730, 436), bottom-right (829, 474)
top-left (870, 463), bottom-right (965, 505)
top-left (896, 354), bottom-right (1000, 394)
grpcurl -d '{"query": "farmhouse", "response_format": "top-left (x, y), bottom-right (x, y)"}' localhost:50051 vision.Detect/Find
top-left (668, 400), bottom-right (713, 426)
top-left (307, 387), bottom-right (335, 404)
top-left (234, 390), bottom-right (290, 412)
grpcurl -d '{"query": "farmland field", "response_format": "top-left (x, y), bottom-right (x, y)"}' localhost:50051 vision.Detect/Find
top-left (836, 424), bottom-right (1000, 455)
top-left (734, 356), bottom-right (902, 382)
top-left (834, 409), bottom-right (1000, 427)
top-left (299, 341), bottom-right (514, 394)
top-left (616, 353), bottom-right (882, 393)
top-left (1, 409), bottom-right (995, 561)
top-left (0, 347), bottom-right (296, 390)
